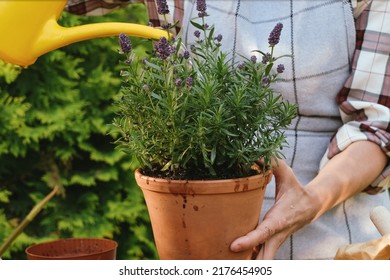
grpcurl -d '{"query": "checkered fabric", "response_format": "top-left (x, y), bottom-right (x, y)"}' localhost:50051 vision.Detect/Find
top-left (65, 0), bottom-right (184, 32)
top-left (65, 0), bottom-right (138, 16)
top-left (321, 0), bottom-right (390, 192)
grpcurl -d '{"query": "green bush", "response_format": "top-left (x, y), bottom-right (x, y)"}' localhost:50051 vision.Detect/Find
top-left (0, 4), bottom-right (157, 259)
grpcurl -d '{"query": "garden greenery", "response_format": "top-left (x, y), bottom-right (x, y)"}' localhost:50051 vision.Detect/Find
top-left (0, 4), bottom-right (157, 260)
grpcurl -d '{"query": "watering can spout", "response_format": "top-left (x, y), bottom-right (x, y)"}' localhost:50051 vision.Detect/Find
top-left (0, 0), bottom-right (168, 67)
top-left (36, 20), bottom-right (168, 63)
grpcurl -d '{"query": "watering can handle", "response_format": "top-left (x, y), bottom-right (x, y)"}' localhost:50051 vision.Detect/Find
top-left (370, 206), bottom-right (390, 236)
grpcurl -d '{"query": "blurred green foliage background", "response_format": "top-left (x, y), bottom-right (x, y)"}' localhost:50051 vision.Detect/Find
top-left (0, 4), bottom-right (158, 259)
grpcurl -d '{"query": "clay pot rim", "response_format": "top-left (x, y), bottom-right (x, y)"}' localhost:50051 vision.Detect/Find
top-left (25, 238), bottom-right (118, 260)
top-left (135, 168), bottom-right (272, 194)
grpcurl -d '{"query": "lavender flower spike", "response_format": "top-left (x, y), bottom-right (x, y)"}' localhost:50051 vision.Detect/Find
top-left (154, 37), bottom-right (172, 60)
top-left (215, 34), bottom-right (223, 42)
top-left (196, 0), bottom-right (207, 17)
top-left (156, 0), bottom-right (169, 15)
top-left (119, 33), bottom-right (131, 54)
top-left (175, 78), bottom-right (182, 86)
top-left (186, 77), bottom-right (193, 87)
top-left (277, 64), bottom-right (285, 73)
top-left (268, 23), bottom-right (283, 47)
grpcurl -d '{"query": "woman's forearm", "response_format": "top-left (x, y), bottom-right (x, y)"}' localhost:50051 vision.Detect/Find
top-left (307, 140), bottom-right (387, 220)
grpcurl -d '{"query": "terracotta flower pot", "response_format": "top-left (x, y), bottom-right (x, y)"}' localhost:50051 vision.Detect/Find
top-left (25, 238), bottom-right (117, 260)
top-left (135, 168), bottom-right (272, 260)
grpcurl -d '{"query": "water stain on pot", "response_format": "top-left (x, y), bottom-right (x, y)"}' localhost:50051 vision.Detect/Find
top-left (234, 182), bottom-right (249, 192)
top-left (182, 194), bottom-right (187, 209)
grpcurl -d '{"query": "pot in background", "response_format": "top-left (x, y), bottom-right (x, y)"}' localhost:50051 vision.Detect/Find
top-left (25, 238), bottom-right (117, 260)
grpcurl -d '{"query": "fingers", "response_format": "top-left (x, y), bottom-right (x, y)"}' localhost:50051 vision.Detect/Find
top-left (232, 160), bottom-right (304, 259)
top-left (255, 237), bottom-right (282, 260)
top-left (230, 221), bottom-right (285, 260)
top-left (230, 222), bottom-right (276, 253)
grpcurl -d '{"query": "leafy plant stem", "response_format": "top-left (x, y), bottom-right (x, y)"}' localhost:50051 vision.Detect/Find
top-left (0, 186), bottom-right (59, 257)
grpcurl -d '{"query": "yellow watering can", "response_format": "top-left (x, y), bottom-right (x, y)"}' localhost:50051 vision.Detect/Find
top-left (0, 0), bottom-right (167, 67)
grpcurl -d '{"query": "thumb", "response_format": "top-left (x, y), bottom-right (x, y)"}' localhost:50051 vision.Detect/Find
top-left (272, 160), bottom-right (299, 200)
top-left (272, 159), bottom-right (291, 183)
top-left (230, 221), bottom-right (276, 252)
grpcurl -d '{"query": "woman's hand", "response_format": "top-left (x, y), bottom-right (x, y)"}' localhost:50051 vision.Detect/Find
top-left (230, 141), bottom-right (387, 259)
top-left (230, 160), bottom-right (319, 259)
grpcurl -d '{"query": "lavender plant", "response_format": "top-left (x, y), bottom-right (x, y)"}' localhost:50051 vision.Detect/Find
top-left (112, 0), bottom-right (296, 180)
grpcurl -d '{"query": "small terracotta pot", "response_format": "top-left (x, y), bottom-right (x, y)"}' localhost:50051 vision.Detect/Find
top-left (25, 238), bottom-right (117, 260)
top-left (135, 168), bottom-right (272, 260)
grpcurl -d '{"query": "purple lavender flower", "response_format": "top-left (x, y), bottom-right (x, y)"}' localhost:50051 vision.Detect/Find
top-left (262, 53), bottom-right (271, 64)
top-left (215, 34), bottom-right (223, 42)
top-left (143, 84), bottom-right (150, 91)
top-left (196, 0), bottom-right (207, 17)
top-left (262, 76), bottom-right (270, 85)
top-left (237, 63), bottom-right (245, 70)
top-left (277, 64), bottom-right (285, 73)
top-left (250, 55), bottom-right (257, 63)
top-left (154, 37), bottom-right (172, 60)
top-left (118, 33), bottom-right (131, 54)
top-left (186, 77), bottom-right (193, 87)
top-left (161, 23), bottom-right (172, 30)
top-left (194, 30), bottom-right (201, 38)
top-left (175, 78), bottom-right (182, 86)
top-left (183, 51), bottom-right (190, 59)
top-left (268, 23), bottom-right (283, 47)
top-left (156, 0), bottom-right (169, 15)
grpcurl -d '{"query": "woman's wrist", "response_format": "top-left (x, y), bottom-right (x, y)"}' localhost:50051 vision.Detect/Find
top-left (304, 141), bottom-right (387, 220)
